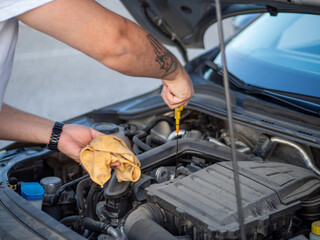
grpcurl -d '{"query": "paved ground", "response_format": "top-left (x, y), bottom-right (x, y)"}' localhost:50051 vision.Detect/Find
top-left (1, 0), bottom-right (233, 147)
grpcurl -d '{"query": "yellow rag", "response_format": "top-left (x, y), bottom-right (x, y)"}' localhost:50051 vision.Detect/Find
top-left (80, 135), bottom-right (141, 187)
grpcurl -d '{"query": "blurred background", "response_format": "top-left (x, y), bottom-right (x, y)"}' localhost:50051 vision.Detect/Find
top-left (1, 0), bottom-right (233, 147)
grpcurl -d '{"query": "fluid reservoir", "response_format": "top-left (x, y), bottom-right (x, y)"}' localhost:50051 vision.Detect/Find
top-left (310, 221), bottom-right (320, 240)
top-left (92, 123), bottom-right (131, 149)
top-left (40, 176), bottom-right (62, 219)
top-left (21, 182), bottom-right (44, 209)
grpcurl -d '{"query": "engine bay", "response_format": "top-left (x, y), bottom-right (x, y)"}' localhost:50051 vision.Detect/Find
top-left (4, 110), bottom-right (320, 240)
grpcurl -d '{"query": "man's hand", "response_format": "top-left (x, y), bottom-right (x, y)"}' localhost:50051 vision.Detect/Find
top-left (57, 124), bottom-right (100, 163)
top-left (161, 68), bottom-right (194, 109)
top-left (0, 105), bottom-right (117, 165)
top-left (58, 124), bottom-right (120, 166)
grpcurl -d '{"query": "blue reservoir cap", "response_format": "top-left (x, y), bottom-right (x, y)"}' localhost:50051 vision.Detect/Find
top-left (21, 182), bottom-right (44, 201)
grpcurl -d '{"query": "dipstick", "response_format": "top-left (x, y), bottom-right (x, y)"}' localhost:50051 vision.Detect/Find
top-left (175, 106), bottom-right (183, 172)
top-left (175, 106), bottom-right (183, 134)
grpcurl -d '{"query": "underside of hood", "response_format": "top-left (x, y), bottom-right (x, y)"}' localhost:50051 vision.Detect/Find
top-left (121, 0), bottom-right (320, 49)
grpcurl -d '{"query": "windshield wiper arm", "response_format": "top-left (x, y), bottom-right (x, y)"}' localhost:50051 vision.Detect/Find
top-left (205, 60), bottom-right (248, 87)
top-left (205, 60), bottom-right (220, 72)
top-left (244, 86), bottom-right (320, 117)
top-left (204, 60), bottom-right (320, 117)
top-left (228, 78), bottom-right (320, 116)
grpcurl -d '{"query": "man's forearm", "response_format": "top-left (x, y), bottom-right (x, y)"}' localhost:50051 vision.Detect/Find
top-left (0, 104), bottom-right (54, 143)
top-left (98, 25), bottom-right (182, 80)
top-left (18, 0), bottom-right (193, 109)
top-left (17, 0), bottom-right (182, 81)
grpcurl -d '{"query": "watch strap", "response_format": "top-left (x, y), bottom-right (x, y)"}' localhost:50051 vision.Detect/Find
top-left (47, 121), bottom-right (64, 151)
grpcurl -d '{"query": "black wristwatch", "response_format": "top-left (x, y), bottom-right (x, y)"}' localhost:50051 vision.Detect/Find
top-left (47, 121), bottom-right (65, 151)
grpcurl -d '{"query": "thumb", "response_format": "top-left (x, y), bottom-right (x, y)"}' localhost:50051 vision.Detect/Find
top-left (91, 129), bottom-right (105, 139)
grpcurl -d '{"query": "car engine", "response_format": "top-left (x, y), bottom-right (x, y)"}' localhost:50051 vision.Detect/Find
top-left (5, 110), bottom-right (320, 240)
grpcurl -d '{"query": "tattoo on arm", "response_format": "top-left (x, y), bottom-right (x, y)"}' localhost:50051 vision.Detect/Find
top-left (147, 34), bottom-right (178, 78)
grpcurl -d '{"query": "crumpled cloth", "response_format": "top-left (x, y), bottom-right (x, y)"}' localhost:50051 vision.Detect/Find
top-left (80, 135), bottom-right (141, 187)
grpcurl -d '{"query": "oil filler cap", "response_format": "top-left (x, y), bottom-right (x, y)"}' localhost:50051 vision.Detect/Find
top-left (312, 221), bottom-right (320, 235)
top-left (92, 123), bottom-right (119, 134)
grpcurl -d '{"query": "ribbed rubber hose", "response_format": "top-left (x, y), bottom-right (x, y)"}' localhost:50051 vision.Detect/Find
top-left (124, 203), bottom-right (176, 240)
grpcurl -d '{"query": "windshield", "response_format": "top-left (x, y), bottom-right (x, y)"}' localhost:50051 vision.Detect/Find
top-left (213, 13), bottom-right (320, 98)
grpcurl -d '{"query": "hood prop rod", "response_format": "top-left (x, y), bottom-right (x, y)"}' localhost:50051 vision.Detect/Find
top-left (214, 1), bottom-right (246, 239)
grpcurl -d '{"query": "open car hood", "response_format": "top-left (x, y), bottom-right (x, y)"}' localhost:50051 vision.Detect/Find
top-left (120, 0), bottom-right (320, 49)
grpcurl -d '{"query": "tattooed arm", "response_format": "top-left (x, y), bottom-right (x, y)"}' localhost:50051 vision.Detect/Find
top-left (146, 34), bottom-right (178, 78)
top-left (146, 34), bottom-right (193, 108)
top-left (18, 0), bottom-right (193, 108)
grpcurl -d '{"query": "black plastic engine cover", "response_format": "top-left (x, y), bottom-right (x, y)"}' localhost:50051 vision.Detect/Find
top-left (146, 161), bottom-right (320, 239)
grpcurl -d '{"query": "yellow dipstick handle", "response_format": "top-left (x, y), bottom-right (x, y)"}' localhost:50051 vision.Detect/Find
top-left (175, 106), bottom-right (184, 133)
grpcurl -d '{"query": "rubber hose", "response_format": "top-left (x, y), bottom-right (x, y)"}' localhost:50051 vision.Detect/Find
top-left (133, 116), bottom-right (174, 152)
top-left (76, 178), bottom-right (92, 216)
top-left (146, 135), bottom-right (152, 147)
top-left (128, 219), bottom-right (176, 240)
top-left (60, 216), bottom-right (109, 234)
top-left (133, 132), bottom-right (152, 151)
top-left (144, 116), bottom-right (174, 132)
top-left (124, 203), bottom-right (176, 240)
top-left (87, 183), bottom-right (98, 219)
top-left (133, 143), bottom-right (141, 155)
top-left (50, 174), bottom-right (89, 206)
top-left (92, 188), bottom-right (104, 215)
top-left (146, 135), bottom-right (165, 147)
top-left (60, 215), bottom-right (80, 228)
top-left (81, 217), bottom-right (108, 233)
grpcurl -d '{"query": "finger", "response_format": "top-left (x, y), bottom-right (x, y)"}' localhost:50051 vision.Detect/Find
top-left (110, 161), bottom-right (120, 167)
top-left (91, 129), bottom-right (105, 139)
top-left (161, 88), bottom-right (180, 109)
top-left (166, 91), bottom-right (185, 108)
top-left (162, 89), bottom-right (186, 109)
top-left (164, 98), bottom-right (182, 109)
top-left (161, 79), bottom-right (168, 87)
top-left (161, 85), bottom-right (173, 109)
